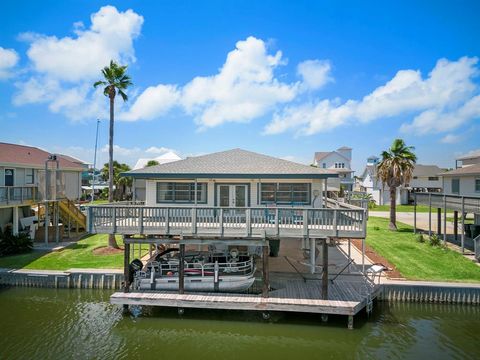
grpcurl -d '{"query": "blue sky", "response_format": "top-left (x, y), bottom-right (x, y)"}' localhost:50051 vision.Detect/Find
top-left (1, 0), bottom-right (479, 172)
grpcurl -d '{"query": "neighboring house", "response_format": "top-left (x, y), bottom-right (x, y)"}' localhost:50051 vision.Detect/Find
top-left (359, 155), bottom-right (442, 205)
top-left (441, 151), bottom-right (480, 197)
top-left (313, 146), bottom-right (354, 191)
top-left (133, 151), bottom-right (182, 202)
top-left (0, 142), bottom-right (84, 235)
top-left (126, 148), bottom-right (338, 208)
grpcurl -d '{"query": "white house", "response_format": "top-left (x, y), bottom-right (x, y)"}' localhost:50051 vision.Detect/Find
top-left (359, 155), bottom-right (443, 205)
top-left (313, 146), bottom-right (354, 191)
top-left (441, 151), bottom-right (480, 197)
top-left (127, 148), bottom-right (338, 208)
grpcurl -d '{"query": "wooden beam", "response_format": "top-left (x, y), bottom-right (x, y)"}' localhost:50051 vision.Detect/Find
top-left (262, 243), bottom-right (269, 298)
top-left (123, 240), bottom-right (130, 293)
top-left (454, 211), bottom-right (458, 241)
top-left (179, 243), bottom-right (185, 294)
top-left (322, 238), bottom-right (328, 300)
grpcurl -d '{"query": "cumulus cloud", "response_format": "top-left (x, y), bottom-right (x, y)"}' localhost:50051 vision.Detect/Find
top-left (440, 134), bottom-right (463, 144)
top-left (13, 6), bottom-right (143, 120)
top-left (265, 56), bottom-right (480, 136)
top-left (297, 60), bottom-right (332, 90)
top-left (145, 146), bottom-right (176, 154)
top-left (0, 47), bottom-right (19, 79)
top-left (123, 36), bottom-right (332, 127)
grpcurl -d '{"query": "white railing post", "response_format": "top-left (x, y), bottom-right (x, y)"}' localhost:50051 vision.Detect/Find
top-left (246, 208), bottom-right (251, 237)
top-left (191, 207), bottom-right (197, 234)
top-left (333, 209), bottom-right (338, 237)
top-left (139, 207), bottom-right (144, 234)
top-left (275, 208), bottom-right (279, 236)
top-left (303, 209), bottom-right (308, 236)
top-left (219, 208), bottom-right (224, 237)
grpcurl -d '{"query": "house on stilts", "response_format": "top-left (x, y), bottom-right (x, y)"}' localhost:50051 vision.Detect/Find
top-left (87, 149), bottom-right (380, 329)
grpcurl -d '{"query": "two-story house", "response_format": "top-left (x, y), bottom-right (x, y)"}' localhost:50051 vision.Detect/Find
top-left (0, 142), bottom-right (84, 236)
top-left (313, 146), bottom-right (354, 192)
top-left (441, 151), bottom-right (480, 197)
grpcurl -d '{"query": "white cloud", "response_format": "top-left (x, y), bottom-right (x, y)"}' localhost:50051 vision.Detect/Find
top-left (145, 146), bottom-right (176, 154)
top-left (0, 47), bottom-right (19, 79)
top-left (297, 59), bottom-right (332, 90)
top-left (440, 134), bottom-right (462, 144)
top-left (265, 56), bottom-right (480, 136)
top-left (125, 36), bottom-right (332, 127)
top-left (24, 6), bottom-right (143, 82)
top-left (13, 6), bottom-right (143, 121)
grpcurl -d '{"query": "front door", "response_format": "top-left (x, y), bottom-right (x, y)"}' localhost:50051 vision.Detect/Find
top-left (218, 185), bottom-right (247, 207)
top-left (4, 169), bottom-right (14, 186)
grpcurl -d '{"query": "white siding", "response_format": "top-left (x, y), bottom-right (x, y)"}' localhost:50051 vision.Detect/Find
top-left (443, 176), bottom-right (480, 197)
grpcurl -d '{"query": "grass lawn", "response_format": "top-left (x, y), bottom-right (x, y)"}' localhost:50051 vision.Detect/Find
top-left (83, 199), bottom-right (109, 206)
top-left (367, 217), bottom-right (480, 282)
top-left (370, 204), bottom-right (442, 213)
top-left (0, 234), bottom-right (149, 270)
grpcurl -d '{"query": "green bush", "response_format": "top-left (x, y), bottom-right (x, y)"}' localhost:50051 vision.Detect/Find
top-left (0, 226), bottom-right (34, 257)
top-left (416, 234), bottom-right (425, 243)
top-left (429, 234), bottom-right (441, 247)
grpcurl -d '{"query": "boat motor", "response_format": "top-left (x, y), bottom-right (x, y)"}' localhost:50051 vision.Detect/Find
top-left (129, 259), bottom-right (143, 283)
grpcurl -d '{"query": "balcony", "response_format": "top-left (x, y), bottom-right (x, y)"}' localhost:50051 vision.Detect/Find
top-left (0, 186), bottom-right (39, 206)
top-left (87, 204), bottom-right (367, 239)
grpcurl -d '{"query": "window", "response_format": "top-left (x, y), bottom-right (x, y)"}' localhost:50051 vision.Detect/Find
top-left (452, 178), bottom-right (460, 194)
top-left (260, 183), bottom-right (310, 205)
top-left (4, 169), bottom-right (14, 186)
top-left (428, 176), bottom-right (439, 181)
top-left (334, 162), bottom-right (345, 169)
top-left (322, 163), bottom-right (326, 169)
top-left (156, 182), bottom-right (207, 203)
top-left (475, 178), bottom-right (480, 193)
top-left (413, 176), bottom-right (418, 179)
top-left (25, 169), bottom-right (34, 184)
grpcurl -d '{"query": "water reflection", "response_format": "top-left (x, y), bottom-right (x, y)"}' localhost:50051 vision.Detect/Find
top-left (0, 288), bottom-right (478, 360)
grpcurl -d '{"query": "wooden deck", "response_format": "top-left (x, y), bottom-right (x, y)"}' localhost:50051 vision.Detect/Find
top-left (88, 205), bottom-right (367, 239)
top-left (110, 279), bottom-right (381, 316)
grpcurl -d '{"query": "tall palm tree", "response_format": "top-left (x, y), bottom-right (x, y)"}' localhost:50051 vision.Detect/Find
top-left (101, 161), bottom-right (132, 200)
top-left (94, 60), bottom-right (132, 248)
top-left (377, 139), bottom-right (417, 230)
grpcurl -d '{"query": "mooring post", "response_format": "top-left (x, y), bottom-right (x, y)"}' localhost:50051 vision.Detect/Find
top-left (262, 242), bottom-right (270, 298)
top-left (179, 243), bottom-right (185, 294)
top-left (348, 315), bottom-right (354, 330)
top-left (322, 238), bottom-right (328, 300)
top-left (309, 237), bottom-right (316, 274)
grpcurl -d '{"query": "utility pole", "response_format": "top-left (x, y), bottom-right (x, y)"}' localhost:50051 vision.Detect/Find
top-left (91, 119), bottom-right (100, 203)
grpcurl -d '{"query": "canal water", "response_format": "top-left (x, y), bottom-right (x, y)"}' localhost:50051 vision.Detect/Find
top-left (0, 287), bottom-right (479, 360)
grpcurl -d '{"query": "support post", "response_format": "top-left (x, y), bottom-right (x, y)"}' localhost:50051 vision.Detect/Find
top-left (428, 194), bottom-right (432, 238)
top-left (309, 237), bottom-right (316, 274)
top-left (413, 193), bottom-right (417, 234)
top-left (179, 243), bottom-right (185, 294)
top-left (347, 239), bottom-right (351, 273)
top-left (45, 202), bottom-right (49, 245)
top-left (437, 208), bottom-right (441, 236)
top-left (322, 238), bottom-right (328, 300)
top-left (461, 196), bottom-right (465, 253)
top-left (348, 315), bottom-right (354, 330)
top-left (262, 242), bottom-right (269, 298)
top-left (361, 237), bottom-right (365, 273)
top-left (123, 240), bottom-right (130, 293)
top-left (55, 202), bottom-right (60, 243)
top-left (12, 206), bottom-right (19, 236)
top-left (453, 211), bottom-right (458, 241)
top-left (443, 195), bottom-right (447, 243)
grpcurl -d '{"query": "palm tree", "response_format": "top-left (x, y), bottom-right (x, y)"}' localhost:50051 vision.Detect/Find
top-left (146, 160), bottom-right (159, 167)
top-left (101, 161), bottom-right (132, 200)
top-left (94, 60), bottom-right (132, 248)
top-left (377, 139), bottom-right (417, 230)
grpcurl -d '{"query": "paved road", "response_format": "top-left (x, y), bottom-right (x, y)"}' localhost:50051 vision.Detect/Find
top-left (370, 211), bottom-right (457, 234)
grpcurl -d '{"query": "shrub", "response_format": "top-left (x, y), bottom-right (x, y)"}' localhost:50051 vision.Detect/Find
top-left (0, 226), bottom-right (34, 257)
top-left (416, 234), bottom-right (425, 243)
top-left (429, 234), bottom-right (441, 247)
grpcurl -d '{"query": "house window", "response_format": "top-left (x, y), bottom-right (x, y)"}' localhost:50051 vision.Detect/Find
top-left (335, 162), bottom-right (345, 169)
top-left (475, 178), bottom-right (480, 193)
top-left (156, 182), bottom-right (207, 203)
top-left (260, 183), bottom-right (310, 205)
top-left (451, 178), bottom-right (460, 194)
top-left (322, 163), bottom-right (326, 169)
top-left (25, 169), bottom-right (34, 184)
top-left (4, 169), bottom-right (14, 186)
top-left (428, 177), bottom-right (439, 181)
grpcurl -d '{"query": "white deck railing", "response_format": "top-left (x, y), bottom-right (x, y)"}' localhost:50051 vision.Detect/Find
top-left (0, 186), bottom-right (38, 205)
top-left (87, 205), bottom-right (367, 239)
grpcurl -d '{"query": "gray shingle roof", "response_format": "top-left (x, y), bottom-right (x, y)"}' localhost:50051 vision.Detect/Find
top-left (440, 164), bottom-right (480, 176)
top-left (412, 164), bottom-right (444, 177)
top-left (124, 148), bottom-right (338, 179)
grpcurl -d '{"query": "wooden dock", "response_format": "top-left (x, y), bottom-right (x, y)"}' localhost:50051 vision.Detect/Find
top-left (110, 278), bottom-right (382, 327)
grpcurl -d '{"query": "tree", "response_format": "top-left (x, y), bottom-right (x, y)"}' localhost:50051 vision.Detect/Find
top-left (146, 160), bottom-right (159, 167)
top-left (94, 60), bottom-right (132, 248)
top-left (101, 161), bottom-right (132, 200)
top-left (377, 139), bottom-right (417, 230)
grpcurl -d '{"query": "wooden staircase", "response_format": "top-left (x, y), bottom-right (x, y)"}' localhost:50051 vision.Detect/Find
top-left (58, 199), bottom-right (86, 231)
